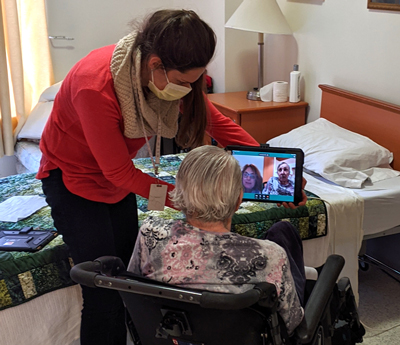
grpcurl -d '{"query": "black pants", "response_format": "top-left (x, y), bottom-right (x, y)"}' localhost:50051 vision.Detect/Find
top-left (41, 169), bottom-right (138, 345)
top-left (264, 221), bottom-right (306, 306)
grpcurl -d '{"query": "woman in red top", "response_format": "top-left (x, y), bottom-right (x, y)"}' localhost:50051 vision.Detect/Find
top-left (38, 9), bottom-right (258, 345)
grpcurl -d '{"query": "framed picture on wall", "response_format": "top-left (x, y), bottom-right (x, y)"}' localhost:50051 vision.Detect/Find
top-left (368, 0), bottom-right (400, 11)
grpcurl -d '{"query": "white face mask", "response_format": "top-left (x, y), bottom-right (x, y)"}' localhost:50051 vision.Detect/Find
top-left (148, 69), bottom-right (192, 101)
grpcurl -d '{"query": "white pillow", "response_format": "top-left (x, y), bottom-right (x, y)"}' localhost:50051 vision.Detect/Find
top-left (39, 81), bottom-right (62, 102)
top-left (267, 118), bottom-right (399, 188)
top-left (17, 101), bottom-right (54, 140)
top-left (17, 81), bottom-right (62, 140)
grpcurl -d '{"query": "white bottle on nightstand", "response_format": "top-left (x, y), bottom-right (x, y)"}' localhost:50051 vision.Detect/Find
top-left (289, 64), bottom-right (301, 103)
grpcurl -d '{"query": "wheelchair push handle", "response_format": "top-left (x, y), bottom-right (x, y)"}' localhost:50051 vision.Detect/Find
top-left (70, 261), bottom-right (102, 288)
top-left (296, 254), bottom-right (345, 343)
top-left (70, 256), bottom-right (126, 288)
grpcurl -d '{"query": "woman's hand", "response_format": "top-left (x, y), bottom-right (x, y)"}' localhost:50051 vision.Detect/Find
top-left (278, 177), bottom-right (308, 209)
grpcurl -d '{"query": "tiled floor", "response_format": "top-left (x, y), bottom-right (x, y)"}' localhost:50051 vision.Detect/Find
top-left (358, 261), bottom-right (400, 344)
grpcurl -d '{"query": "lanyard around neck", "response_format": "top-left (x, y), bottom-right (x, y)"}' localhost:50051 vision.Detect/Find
top-left (140, 113), bottom-right (161, 176)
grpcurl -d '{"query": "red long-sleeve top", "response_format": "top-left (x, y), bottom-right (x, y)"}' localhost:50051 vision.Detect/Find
top-left (37, 44), bottom-right (258, 207)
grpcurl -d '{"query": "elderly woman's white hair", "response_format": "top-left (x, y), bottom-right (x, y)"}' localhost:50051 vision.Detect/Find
top-left (170, 145), bottom-right (242, 223)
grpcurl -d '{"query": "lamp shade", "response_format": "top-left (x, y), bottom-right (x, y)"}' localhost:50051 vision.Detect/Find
top-left (225, 0), bottom-right (292, 35)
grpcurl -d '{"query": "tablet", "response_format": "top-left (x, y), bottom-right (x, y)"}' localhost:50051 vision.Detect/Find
top-left (226, 145), bottom-right (304, 205)
top-left (0, 227), bottom-right (58, 252)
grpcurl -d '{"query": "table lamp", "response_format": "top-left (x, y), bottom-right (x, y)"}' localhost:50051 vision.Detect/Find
top-left (225, 0), bottom-right (292, 100)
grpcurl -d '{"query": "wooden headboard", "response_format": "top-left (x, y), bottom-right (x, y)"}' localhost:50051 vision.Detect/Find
top-left (319, 84), bottom-right (400, 171)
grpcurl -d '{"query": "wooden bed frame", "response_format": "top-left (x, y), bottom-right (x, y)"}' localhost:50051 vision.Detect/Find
top-left (319, 84), bottom-right (400, 171)
top-left (319, 85), bottom-right (400, 277)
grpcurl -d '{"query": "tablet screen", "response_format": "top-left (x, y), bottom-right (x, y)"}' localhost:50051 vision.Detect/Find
top-left (227, 146), bottom-right (304, 205)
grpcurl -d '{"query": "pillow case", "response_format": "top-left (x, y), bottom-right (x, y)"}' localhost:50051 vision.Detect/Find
top-left (17, 81), bottom-right (62, 140)
top-left (38, 81), bottom-right (62, 102)
top-left (267, 118), bottom-right (399, 188)
top-left (17, 101), bottom-right (54, 140)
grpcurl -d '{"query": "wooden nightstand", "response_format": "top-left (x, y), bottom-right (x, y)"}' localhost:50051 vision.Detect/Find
top-left (207, 91), bottom-right (308, 144)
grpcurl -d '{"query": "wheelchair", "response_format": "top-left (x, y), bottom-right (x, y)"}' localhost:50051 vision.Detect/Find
top-left (71, 254), bottom-right (365, 345)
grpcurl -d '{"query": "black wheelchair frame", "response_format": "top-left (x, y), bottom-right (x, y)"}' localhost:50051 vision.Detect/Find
top-left (71, 254), bottom-right (365, 345)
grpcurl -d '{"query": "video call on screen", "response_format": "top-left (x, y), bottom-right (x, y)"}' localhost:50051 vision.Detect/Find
top-left (232, 150), bottom-right (297, 203)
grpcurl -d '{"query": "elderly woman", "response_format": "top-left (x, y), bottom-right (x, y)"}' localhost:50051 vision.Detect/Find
top-left (263, 161), bottom-right (294, 196)
top-left (128, 145), bottom-right (305, 334)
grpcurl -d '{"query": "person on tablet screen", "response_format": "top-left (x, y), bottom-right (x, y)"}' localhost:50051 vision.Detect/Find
top-left (263, 162), bottom-right (294, 196)
top-left (242, 164), bottom-right (263, 193)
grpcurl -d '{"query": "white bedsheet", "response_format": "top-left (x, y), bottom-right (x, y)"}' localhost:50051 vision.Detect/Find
top-left (304, 172), bottom-right (400, 237)
top-left (14, 141), bottom-right (42, 174)
top-left (349, 176), bottom-right (400, 236)
top-left (0, 285), bottom-right (82, 345)
top-left (303, 172), bottom-right (364, 303)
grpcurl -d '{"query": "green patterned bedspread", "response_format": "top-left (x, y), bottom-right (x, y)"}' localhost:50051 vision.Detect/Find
top-left (0, 153), bottom-right (326, 310)
top-left (0, 173), bottom-right (73, 311)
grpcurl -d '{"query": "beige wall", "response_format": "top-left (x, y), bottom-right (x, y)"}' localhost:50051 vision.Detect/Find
top-left (4, 1), bottom-right (393, 176)
top-left (172, 0), bottom-right (226, 92)
top-left (219, 0), bottom-right (400, 122)
top-left (46, 0), bottom-right (180, 82)
top-left (46, 0), bottom-right (226, 87)
top-left (45, 0), bottom-right (400, 123)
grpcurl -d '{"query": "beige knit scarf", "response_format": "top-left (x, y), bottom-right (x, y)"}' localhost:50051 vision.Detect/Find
top-left (110, 33), bottom-right (180, 139)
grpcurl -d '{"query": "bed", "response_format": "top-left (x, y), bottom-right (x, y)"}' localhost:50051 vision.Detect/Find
top-left (268, 84), bottom-right (400, 302)
top-left (0, 157), bottom-right (326, 345)
top-left (319, 84), bottom-right (400, 242)
top-left (13, 81), bottom-right (152, 174)
top-left (2, 83), bottom-right (399, 344)
top-left (310, 84), bottom-right (400, 245)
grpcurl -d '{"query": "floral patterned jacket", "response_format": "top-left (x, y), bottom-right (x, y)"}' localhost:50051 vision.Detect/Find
top-left (128, 217), bottom-right (304, 334)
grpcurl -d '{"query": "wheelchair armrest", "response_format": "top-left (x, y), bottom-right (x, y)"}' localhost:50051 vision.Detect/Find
top-left (200, 282), bottom-right (277, 310)
top-left (295, 254), bottom-right (345, 343)
top-left (70, 256), bottom-right (126, 288)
